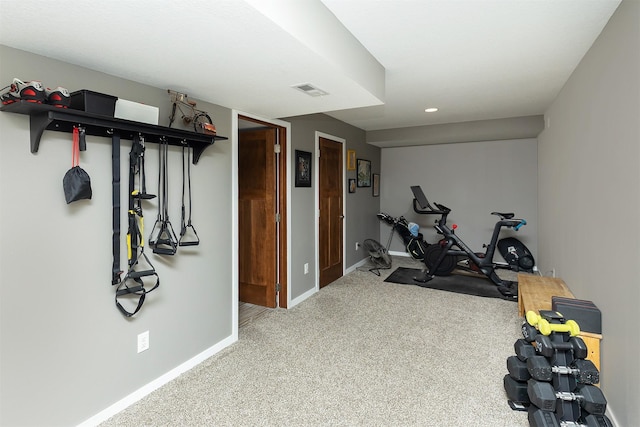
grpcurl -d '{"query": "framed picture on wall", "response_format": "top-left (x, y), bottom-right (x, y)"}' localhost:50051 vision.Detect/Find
top-left (295, 150), bottom-right (312, 187)
top-left (357, 159), bottom-right (371, 187)
top-left (348, 178), bottom-right (356, 193)
top-left (372, 174), bottom-right (380, 197)
top-left (347, 150), bottom-right (356, 170)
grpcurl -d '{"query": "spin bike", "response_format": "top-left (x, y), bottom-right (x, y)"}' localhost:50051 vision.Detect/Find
top-left (410, 186), bottom-right (534, 299)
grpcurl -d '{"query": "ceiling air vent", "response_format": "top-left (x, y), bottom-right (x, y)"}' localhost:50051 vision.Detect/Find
top-left (292, 83), bottom-right (328, 97)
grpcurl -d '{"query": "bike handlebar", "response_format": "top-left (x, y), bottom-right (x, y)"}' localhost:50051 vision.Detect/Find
top-left (514, 219), bottom-right (527, 231)
top-left (501, 218), bottom-right (527, 230)
top-left (412, 198), bottom-right (449, 215)
top-left (434, 202), bottom-right (451, 213)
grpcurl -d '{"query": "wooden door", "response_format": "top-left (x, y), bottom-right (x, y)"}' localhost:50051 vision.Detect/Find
top-left (319, 137), bottom-right (344, 288)
top-left (239, 129), bottom-right (277, 307)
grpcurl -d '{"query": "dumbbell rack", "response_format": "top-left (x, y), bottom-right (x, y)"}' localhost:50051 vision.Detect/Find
top-left (504, 310), bottom-right (613, 427)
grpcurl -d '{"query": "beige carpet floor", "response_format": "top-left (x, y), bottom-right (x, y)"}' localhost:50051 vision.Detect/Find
top-left (101, 256), bottom-right (528, 426)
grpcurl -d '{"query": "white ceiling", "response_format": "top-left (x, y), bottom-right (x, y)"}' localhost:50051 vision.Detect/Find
top-left (0, 0), bottom-right (621, 141)
top-left (320, 0), bottom-right (621, 131)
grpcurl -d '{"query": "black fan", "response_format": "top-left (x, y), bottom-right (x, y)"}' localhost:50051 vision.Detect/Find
top-left (362, 238), bottom-right (392, 276)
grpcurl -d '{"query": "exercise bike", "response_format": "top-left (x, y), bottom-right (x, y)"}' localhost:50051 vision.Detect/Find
top-left (410, 186), bottom-right (535, 300)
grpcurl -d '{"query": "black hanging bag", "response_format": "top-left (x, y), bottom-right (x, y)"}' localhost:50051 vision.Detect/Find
top-left (63, 126), bottom-right (92, 203)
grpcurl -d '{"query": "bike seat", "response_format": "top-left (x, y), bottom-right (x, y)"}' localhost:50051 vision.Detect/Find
top-left (492, 211), bottom-right (515, 219)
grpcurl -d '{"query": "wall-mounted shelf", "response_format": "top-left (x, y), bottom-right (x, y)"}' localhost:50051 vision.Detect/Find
top-left (0, 101), bottom-right (227, 164)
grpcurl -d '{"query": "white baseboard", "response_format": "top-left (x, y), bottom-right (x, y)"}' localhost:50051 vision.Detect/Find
top-left (388, 251), bottom-right (411, 257)
top-left (289, 286), bottom-right (317, 308)
top-left (346, 257), bottom-right (370, 274)
top-left (77, 334), bottom-right (237, 427)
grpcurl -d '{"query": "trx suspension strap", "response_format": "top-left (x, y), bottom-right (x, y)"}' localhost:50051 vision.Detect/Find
top-left (132, 134), bottom-right (156, 201)
top-left (149, 136), bottom-right (178, 255)
top-left (114, 134), bottom-right (159, 317)
top-left (179, 143), bottom-right (200, 246)
top-left (112, 131), bottom-right (122, 287)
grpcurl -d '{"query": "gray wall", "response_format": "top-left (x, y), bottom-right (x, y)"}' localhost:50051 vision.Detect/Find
top-left (537, 1), bottom-right (639, 424)
top-left (284, 113), bottom-right (380, 300)
top-left (381, 139), bottom-right (538, 260)
top-left (0, 46), bottom-right (234, 426)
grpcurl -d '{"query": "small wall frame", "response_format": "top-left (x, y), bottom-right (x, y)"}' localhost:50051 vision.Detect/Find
top-left (348, 178), bottom-right (356, 193)
top-left (372, 173), bottom-right (380, 197)
top-left (347, 150), bottom-right (356, 170)
top-left (357, 159), bottom-right (371, 187)
top-left (295, 150), bottom-right (312, 187)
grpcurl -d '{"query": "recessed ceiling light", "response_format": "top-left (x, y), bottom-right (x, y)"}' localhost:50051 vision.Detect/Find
top-left (425, 107), bottom-right (438, 113)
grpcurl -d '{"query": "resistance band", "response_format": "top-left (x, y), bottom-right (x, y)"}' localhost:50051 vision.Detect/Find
top-left (149, 137), bottom-right (178, 255)
top-left (179, 144), bottom-right (200, 246)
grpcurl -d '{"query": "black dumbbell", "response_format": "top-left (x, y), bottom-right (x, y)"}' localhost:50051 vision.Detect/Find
top-left (515, 338), bottom-right (537, 361)
top-left (535, 334), bottom-right (588, 359)
top-left (529, 408), bottom-right (613, 427)
top-left (504, 374), bottom-right (530, 404)
top-left (507, 355), bottom-right (531, 381)
top-left (527, 356), bottom-right (599, 384)
top-left (529, 409), bottom-right (561, 427)
top-left (528, 380), bottom-right (607, 415)
top-left (582, 414), bottom-right (615, 427)
top-left (522, 321), bottom-right (538, 342)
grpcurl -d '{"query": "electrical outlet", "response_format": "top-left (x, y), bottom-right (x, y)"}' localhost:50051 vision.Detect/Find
top-left (304, 263), bottom-right (309, 274)
top-left (137, 331), bottom-right (149, 353)
top-left (355, 242), bottom-right (359, 251)
top-left (551, 268), bottom-right (556, 278)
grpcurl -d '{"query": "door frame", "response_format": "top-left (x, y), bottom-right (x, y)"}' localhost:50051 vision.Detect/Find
top-left (232, 110), bottom-right (291, 336)
top-left (314, 131), bottom-right (347, 290)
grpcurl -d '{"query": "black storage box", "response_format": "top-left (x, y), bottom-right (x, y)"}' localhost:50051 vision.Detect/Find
top-left (552, 297), bottom-right (602, 334)
top-left (69, 90), bottom-right (118, 116)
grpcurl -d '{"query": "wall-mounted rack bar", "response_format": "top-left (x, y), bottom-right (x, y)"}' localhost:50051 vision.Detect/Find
top-left (0, 101), bottom-right (227, 164)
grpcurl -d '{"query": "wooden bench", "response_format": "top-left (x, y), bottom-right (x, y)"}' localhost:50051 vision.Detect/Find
top-left (517, 274), bottom-right (602, 372)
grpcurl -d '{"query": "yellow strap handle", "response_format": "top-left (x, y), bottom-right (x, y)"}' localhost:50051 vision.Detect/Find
top-left (127, 233), bottom-right (132, 260)
top-left (139, 216), bottom-right (145, 247)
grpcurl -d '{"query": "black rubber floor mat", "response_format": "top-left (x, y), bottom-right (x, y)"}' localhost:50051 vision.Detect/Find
top-left (384, 267), bottom-right (515, 301)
